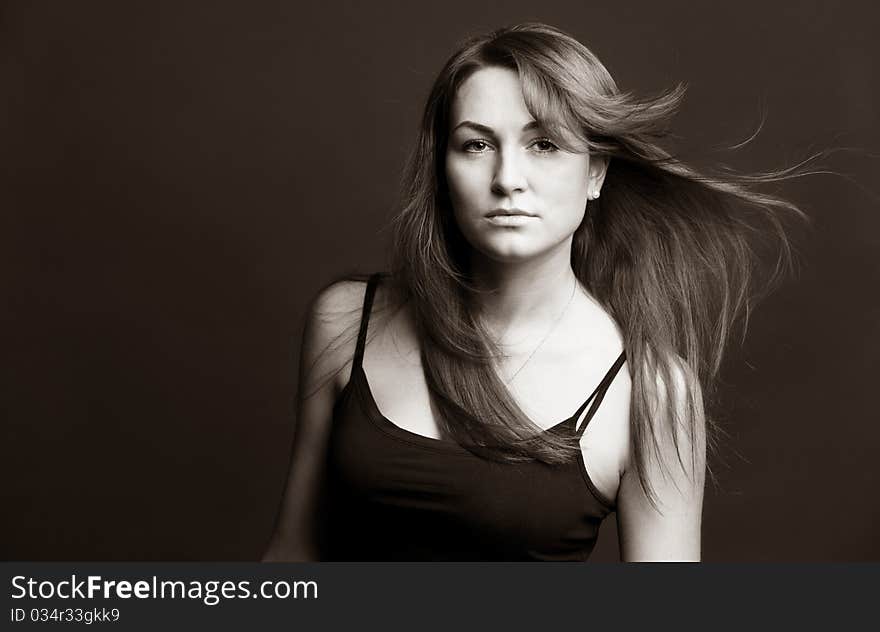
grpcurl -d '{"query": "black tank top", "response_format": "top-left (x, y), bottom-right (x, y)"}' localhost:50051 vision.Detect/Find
top-left (319, 273), bottom-right (627, 561)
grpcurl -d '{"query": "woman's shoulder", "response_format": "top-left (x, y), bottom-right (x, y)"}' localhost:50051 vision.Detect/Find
top-left (300, 276), bottom-right (376, 396)
top-left (310, 277), bottom-right (369, 316)
top-left (302, 273), bottom-right (402, 395)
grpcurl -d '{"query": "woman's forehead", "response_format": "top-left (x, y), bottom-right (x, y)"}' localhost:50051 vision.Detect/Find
top-left (448, 65), bottom-right (584, 150)
top-left (450, 66), bottom-right (535, 132)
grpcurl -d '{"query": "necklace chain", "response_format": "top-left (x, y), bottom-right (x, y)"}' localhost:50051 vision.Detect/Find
top-left (501, 277), bottom-right (578, 385)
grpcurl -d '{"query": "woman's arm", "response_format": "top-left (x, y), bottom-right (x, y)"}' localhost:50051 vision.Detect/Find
top-left (261, 281), bottom-right (365, 561)
top-left (616, 363), bottom-right (707, 562)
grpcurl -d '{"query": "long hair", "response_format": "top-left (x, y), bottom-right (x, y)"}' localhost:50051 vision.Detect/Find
top-left (386, 23), bottom-right (808, 507)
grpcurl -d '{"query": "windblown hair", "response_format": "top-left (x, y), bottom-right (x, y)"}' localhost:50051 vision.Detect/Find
top-left (385, 23), bottom-right (808, 506)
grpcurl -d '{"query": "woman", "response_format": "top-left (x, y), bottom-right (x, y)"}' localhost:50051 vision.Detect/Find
top-left (263, 23), bottom-right (804, 561)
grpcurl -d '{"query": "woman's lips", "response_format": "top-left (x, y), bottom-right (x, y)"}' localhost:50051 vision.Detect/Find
top-left (486, 208), bottom-right (536, 218)
top-left (485, 214), bottom-right (539, 227)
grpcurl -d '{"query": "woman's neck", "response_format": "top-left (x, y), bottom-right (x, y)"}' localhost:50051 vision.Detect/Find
top-left (469, 241), bottom-right (579, 340)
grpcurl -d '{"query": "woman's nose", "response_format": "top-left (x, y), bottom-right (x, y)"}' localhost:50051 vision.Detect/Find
top-left (491, 149), bottom-right (528, 195)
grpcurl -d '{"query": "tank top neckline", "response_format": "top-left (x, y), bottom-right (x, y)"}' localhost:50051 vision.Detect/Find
top-left (350, 272), bottom-right (627, 453)
top-left (349, 363), bottom-right (578, 454)
top-left (342, 362), bottom-right (618, 510)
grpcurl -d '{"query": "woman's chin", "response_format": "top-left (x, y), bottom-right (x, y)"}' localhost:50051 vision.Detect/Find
top-left (474, 242), bottom-right (556, 265)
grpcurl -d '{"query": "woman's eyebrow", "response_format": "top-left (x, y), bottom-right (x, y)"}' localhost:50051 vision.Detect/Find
top-left (451, 120), bottom-right (541, 135)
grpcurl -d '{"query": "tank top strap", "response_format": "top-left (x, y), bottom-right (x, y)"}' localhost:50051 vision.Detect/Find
top-left (352, 273), bottom-right (382, 370)
top-left (572, 351), bottom-right (627, 437)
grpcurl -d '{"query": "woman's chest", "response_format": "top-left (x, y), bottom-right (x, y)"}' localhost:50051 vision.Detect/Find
top-left (325, 392), bottom-right (614, 561)
top-left (357, 326), bottom-right (631, 507)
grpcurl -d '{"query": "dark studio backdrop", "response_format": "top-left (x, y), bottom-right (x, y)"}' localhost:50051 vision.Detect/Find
top-left (2, 0), bottom-right (878, 561)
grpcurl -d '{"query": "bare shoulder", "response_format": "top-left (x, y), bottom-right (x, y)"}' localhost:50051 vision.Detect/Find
top-left (620, 354), bottom-right (705, 474)
top-left (300, 279), bottom-right (370, 398)
top-left (618, 353), bottom-right (706, 510)
top-left (309, 278), bottom-right (368, 324)
top-left (614, 354), bottom-right (706, 560)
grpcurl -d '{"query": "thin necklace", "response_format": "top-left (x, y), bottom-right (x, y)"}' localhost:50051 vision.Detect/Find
top-left (502, 277), bottom-right (578, 385)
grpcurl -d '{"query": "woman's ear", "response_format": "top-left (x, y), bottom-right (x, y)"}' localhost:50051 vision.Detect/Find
top-left (588, 156), bottom-right (609, 199)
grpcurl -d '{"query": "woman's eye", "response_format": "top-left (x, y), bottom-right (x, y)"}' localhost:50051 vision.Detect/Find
top-left (463, 140), bottom-right (490, 153)
top-left (531, 138), bottom-right (559, 152)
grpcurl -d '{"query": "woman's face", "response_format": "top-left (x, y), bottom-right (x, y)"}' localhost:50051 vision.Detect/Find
top-left (445, 66), bottom-right (605, 264)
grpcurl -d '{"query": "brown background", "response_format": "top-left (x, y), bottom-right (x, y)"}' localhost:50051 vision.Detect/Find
top-left (2, 1), bottom-right (877, 561)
